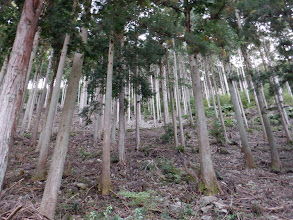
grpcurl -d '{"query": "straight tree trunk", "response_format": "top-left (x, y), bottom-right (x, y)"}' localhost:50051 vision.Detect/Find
top-left (189, 53), bottom-right (219, 194)
top-left (0, 0), bottom-right (43, 191)
top-left (166, 51), bottom-right (179, 147)
top-left (27, 71), bottom-right (41, 131)
top-left (135, 68), bottom-right (141, 150)
top-left (241, 47), bottom-right (282, 172)
top-left (225, 63), bottom-right (256, 168)
top-left (30, 51), bottom-right (53, 146)
top-left (204, 57), bottom-right (218, 119)
top-left (210, 62), bottom-right (229, 143)
top-left (93, 90), bottom-right (103, 143)
top-left (150, 75), bottom-right (157, 127)
top-left (20, 62), bottom-right (40, 134)
top-left (161, 64), bottom-right (170, 126)
top-left (172, 44), bottom-right (185, 147)
top-left (101, 37), bottom-right (115, 195)
top-left (34, 33), bottom-right (71, 179)
top-left (20, 30), bottom-right (41, 109)
top-left (111, 99), bottom-right (118, 143)
top-left (233, 81), bottom-right (248, 129)
top-left (40, 26), bottom-right (88, 218)
top-left (118, 87), bottom-right (126, 162)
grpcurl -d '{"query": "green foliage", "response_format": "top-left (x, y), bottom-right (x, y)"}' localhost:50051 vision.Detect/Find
top-left (209, 120), bottom-right (225, 144)
top-left (284, 92), bottom-right (293, 107)
top-left (205, 107), bottom-right (216, 117)
top-left (224, 118), bottom-right (235, 127)
top-left (157, 157), bottom-right (182, 184)
top-left (219, 94), bottom-right (232, 106)
top-left (176, 145), bottom-right (185, 153)
top-left (118, 190), bottom-right (160, 210)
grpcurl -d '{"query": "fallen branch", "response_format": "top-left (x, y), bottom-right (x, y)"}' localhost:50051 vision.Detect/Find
top-left (3, 205), bottom-right (22, 220)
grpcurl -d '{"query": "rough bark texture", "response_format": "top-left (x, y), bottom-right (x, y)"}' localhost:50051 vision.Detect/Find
top-left (101, 38), bottom-right (114, 195)
top-left (0, 55), bottom-right (9, 86)
top-left (189, 54), bottom-right (219, 195)
top-left (39, 27), bottom-right (88, 218)
top-left (0, 0), bottom-right (43, 191)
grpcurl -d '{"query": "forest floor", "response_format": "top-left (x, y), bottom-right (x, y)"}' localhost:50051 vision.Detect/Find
top-left (1, 108), bottom-right (293, 220)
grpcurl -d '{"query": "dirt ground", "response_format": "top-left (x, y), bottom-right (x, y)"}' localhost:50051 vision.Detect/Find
top-left (1, 108), bottom-right (293, 220)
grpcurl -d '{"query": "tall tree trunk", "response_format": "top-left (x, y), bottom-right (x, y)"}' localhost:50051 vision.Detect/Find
top-left (111, 99), bottom-right (118, 143)
top-left (150, 75), bottom-right (157, 127)
top-left (172, 43), bottom-right (185, 147)
top-left (166, 51), bottom-right (179, 147)
top-left (135, 68), bottom-right (141, 150)
top-left (210, 62), bottom-right (229, 143)
top-left (34, 33), bottom-right (71, 179)
top-left (20, 62), bottom-right (40, 134)
top-left (93, 90), bottom-right (103, 143)
top-left (233, 81), bottom-right (248, 129)
top-left (20, 30), bottom-right (41, 109)
top-left (118, 87), bottom-right (126, 162)
top-left (189, 54), bottom-right (219, 194)
top-left (204, 57), bottom-right (218, 119)
top-left (40, 26), bottom-right (88, 219)
top-left (241, 47), bottom-right (282, 172)
top-left (225, 63), bottom-right (256, 168)
top-left (161, 63), bottom-right (170, 126)
top-left (0, 0), bottom-right (43, 191)
top-left (30, 51), bottom-right (53, 147)
top-left (101, 37), bottom-right (114, 195)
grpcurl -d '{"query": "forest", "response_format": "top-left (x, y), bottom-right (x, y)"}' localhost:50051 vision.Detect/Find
top-left (0, 0), bottom-right (292, 219)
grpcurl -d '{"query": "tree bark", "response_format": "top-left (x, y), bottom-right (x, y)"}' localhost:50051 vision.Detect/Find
top-left (225, 63), bottom-right (256, 168)
top-left (189, 54), bottom-right (219, 195)
top-left (101, 37), bottom-right (114, 195)
top-left (210, 62), bottom-right (229, 143)
top-left (0, 0), bottom-right (43, 191)
top-left (0, 55), bottom-right (9, 86)
top-left (111, 99), bottom-right (118, 143)
top-left (241, 47), bottom-right (282, 172)
top-left (30, 51), bottom-right (53, 147)
top-left (172, 43), bottom-right (185, 147)
top-left (34, 33), bottom-right (71, 179)
top-left (165, 50), bottom-right (179, 147)
top-left (118, 87), bottom-right (126, 162)
top-left (40, 26), bottom-right (88, 218)
top-left (161, 63), bottom-right (170, 126)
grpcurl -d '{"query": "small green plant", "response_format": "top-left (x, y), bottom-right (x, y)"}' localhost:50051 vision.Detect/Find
top-left (118, 190), bottom-right (159, 210)
top-left (158, 157), bottom-right (182, 184)
top-left (176, 145), bottom-right (185, 153)
top-left (210, 120), bottom-right (225, 144)
top-left (225, 118), bottom-right (235, 127)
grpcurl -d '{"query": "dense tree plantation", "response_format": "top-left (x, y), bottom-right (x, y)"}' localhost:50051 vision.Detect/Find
top-left (0, 0), bottom-right (293, 219)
